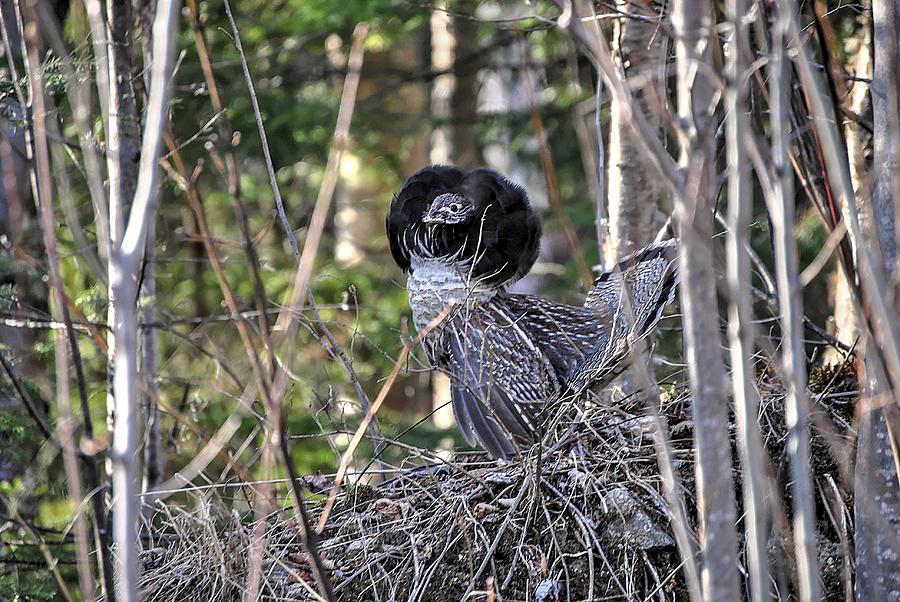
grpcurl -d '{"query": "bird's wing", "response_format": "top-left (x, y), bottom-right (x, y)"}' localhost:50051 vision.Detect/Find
top-left (498, 294), bottom-right (629, 399)
top-left (443, 302), bottom-right (559, 459)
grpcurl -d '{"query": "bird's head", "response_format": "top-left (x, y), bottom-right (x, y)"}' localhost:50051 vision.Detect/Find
top-left (422, 192), bottom-right (477, 226)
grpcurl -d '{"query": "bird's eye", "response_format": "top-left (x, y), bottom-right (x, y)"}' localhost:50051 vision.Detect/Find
top-left (449, 203), bottom-right (460, 212)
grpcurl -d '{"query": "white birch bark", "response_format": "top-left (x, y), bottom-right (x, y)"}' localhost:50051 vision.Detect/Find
top-left (107, 2), bottom-right (179, 597)
top-left (605, 0), bottom-right (668, 261)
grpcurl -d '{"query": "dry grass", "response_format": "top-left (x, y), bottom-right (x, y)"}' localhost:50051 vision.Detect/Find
top-left (138, 362), bottom-right (857, 601)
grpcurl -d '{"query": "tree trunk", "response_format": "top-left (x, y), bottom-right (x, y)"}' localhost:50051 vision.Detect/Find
top-left (855, 0), bottom-right (900, 598)
top-left (449, 8), bottom-right (480, 169)
top-left (828, 22), bottom-right (871, 364)
top-left (671, 0), bottom-right (742, 599)
top-left (605, 0), bottom-right (668, 261)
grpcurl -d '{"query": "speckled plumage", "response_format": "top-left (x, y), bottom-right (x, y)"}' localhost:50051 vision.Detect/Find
top-left (387, 165), bottom-right (679, 459)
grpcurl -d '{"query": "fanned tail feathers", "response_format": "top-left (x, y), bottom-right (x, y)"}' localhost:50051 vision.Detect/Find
top-left (566, 239), bottom-right (680, 395)
top-left (586, 239), bottom-right (679, 339)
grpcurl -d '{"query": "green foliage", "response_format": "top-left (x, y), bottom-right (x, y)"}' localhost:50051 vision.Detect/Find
top-left (0, 570), bottom-right (60, 602)
top-left (0, 409), bottom-right (40, 474)
top-left (0, 515), bottom-right (69, 602)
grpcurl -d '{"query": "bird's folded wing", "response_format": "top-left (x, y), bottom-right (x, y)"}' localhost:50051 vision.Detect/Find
top-left (445, 306), bottom-right (556, 459)
top-left (563, 240), bottom-right (678, 394)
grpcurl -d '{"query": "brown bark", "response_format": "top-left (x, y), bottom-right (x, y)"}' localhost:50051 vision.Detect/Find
top-left (449, 10), bottom-right (481, 169)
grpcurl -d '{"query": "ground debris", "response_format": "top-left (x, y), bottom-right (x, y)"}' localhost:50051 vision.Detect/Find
top-left (139, 363), bottom-right (858, 601)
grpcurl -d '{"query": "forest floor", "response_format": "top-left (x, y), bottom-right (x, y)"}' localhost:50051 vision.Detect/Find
top-left (138, 361), bottom-right (857, 601)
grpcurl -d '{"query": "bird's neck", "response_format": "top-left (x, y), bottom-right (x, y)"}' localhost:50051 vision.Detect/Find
top-left (406, 256), bottom-right (498, 333)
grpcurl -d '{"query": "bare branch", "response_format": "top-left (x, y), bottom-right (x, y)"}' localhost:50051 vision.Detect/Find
top-left (670, 0), bottom-right (741, 598)
top-left (725, 0), bottom-right (771, 597)
top-left (223, 0), bottom-right (301, 260)
top-left (19, 5), bottom-right (96, 599)
top-left (768, 7), bottom-right (822, 599)
top-left (555, 0), bottom-right (681, 195)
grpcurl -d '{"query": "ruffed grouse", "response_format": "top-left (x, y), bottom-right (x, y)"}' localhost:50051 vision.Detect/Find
top-left (387, 165), bottom-right (678, 459)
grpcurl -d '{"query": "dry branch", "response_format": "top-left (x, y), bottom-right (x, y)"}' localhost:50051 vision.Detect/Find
top-left (724, 0), bottom-right (770, 597)
top-left (767, 8), bottom-right (822, 599)
top-left (670, 0), bottom-right (741, 597)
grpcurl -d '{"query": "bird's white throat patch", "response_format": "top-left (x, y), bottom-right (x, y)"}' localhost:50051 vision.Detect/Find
top-left (406, 256), bottom-right (497, 333)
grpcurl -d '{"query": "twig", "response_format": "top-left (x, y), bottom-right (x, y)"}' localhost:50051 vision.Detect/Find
top-left (799, 219), bottom-right (848, 287)
top-left (627, 338), bottom-right (702, 602)
top-left (18, 4), bottom-right (110, 599)
top-left (724, 0), bottom-right (771, 597)
top-left (222, 0), bottom-right (300, 260)
top-left (186, 0), bottom-right (275, 359)
top-left (458, 474), bottom-right (532, 601)
top-left (165, 127), bottom-right (338, 598)
top-left (316, 303), bottom-right (454, 533)
top-left (588, 1), bottom-right (607, 258)
top-left (245, 26), bottom-right (368, 597)
top-left (32, 1), bottom-right (110, 266)
top-left (768, 7), bottom-right (822, 598)
top-left (306, 291), bottom-right (387, 460)
top-left (271, 23), bottom-right (369, 349)
top-left (518, 36), bottom-right (593, 286)
top-left (0, 347), bottom-right (55, 445)
top-left (1, 499), bottom-right (75, 602)
top-left (783, 0), bottom-right (900, 389)
top-left (554, 0), bottom-right (681, 195)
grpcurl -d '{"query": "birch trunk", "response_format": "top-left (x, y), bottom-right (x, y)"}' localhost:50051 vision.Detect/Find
top-left (827, 23), bottom-right (871, 364)
top-left (108, 2), bottom-right (180, 597)
top-left (605, 0), bottom-right (668, 261)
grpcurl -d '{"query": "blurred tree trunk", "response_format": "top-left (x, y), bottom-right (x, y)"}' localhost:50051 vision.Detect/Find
top-left (855, 0), bottom-right (900, 598)
top-left (427, 1), bottom-right (485, 429)
top-left (0, 0), bottom-right (59, 500)
top-left (331, 23), bottom-right (434, 418)
top-left (448, 7), bottom-right (480, 169)
top-left (827, 22), bottom-right (871, 365)
top-left (605, 1), bottom-right (668, 262)
top-left (334, 25), bottom-right (429, 270)
top-left (429, 2), bottom-right (456, 430)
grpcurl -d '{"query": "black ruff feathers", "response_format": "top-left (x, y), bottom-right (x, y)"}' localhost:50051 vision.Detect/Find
top-left (387, 165), bottom-right (542, 288)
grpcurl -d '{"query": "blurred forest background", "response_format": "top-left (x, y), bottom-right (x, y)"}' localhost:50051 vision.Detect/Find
top-left (0, 0), bottom-right (898, 600)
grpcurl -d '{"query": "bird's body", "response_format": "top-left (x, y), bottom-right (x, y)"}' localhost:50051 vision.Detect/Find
top-left (387, 165), bottom-right (678, 458)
